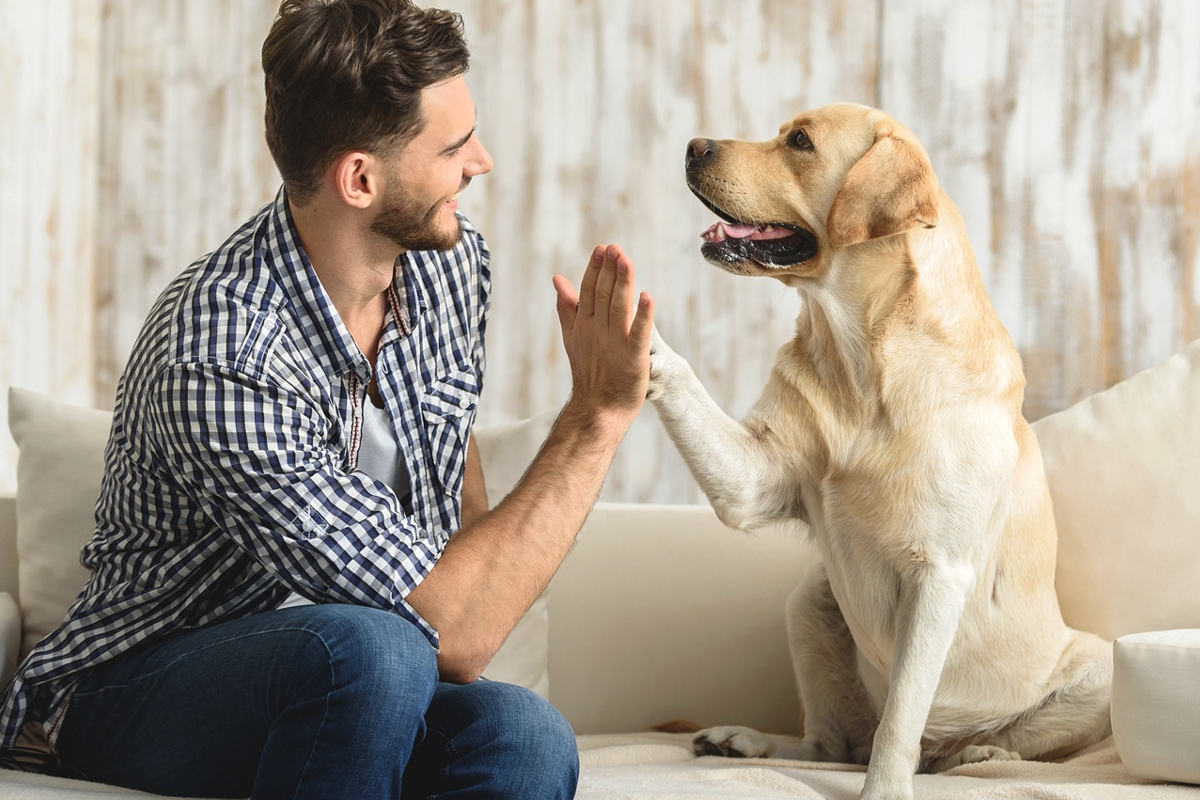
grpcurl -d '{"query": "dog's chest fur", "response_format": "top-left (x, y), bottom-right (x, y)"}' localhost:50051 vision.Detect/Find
top-left (758, 275), bottom-right (1025, 680)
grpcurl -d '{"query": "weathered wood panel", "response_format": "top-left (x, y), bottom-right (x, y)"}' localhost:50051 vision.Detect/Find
top-left (0, 0), bottom-right (103, 495)
top-left (1, 0), bottom-right (1197, 503)
top-left (93, 0), bottom-right (282, 402)
top-left (881, 0), bottom-right (1200, 418)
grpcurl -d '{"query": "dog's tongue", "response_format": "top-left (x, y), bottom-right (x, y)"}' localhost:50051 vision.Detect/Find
top-left (701, 221), bottom-right (795, 242)
top-left (719, 222), bottom-right (760, 238)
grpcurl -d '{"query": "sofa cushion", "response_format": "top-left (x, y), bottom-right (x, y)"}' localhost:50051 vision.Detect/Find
top-left (1032, 338), bottom-right (1200, 641)
top-left (6, 387), bottom-right (556, 699)
top-left (8, 388), bottom-right (112, 660)
top-left (1111, 628), bottom-right (1200, 783)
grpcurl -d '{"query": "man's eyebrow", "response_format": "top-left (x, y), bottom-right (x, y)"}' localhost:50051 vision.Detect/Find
top-left (440, 119), bottom-right (477, 156)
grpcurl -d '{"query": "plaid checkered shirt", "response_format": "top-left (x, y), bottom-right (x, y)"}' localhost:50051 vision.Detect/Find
top-left (0, 186), bottom-right (491, 750)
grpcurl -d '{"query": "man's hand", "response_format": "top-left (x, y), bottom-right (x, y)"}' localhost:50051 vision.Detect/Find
top-left (551, 244), bottom-right (655, 428)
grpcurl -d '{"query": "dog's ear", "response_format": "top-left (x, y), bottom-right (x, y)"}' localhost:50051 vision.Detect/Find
top-left (825, 128), bottom-right (939, 248)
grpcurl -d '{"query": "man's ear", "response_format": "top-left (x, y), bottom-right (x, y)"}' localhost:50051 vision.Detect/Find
top-left (825, 129), bottom-right (940, 248)
top-left (331, 151), bottom-right (377, 209)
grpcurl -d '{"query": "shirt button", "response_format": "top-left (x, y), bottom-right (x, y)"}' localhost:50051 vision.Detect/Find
top-left (458, 397), bottom-right (470, 409)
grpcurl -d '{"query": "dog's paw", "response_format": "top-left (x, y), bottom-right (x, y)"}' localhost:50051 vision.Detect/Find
top-left (927, 744), bottom-right (1022, 773)
top-left (692, 726), bottom-right (773, 759)
top-left (647, 325), bottom-right (685, 401)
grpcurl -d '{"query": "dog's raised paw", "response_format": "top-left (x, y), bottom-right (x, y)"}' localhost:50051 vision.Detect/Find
top-left (692, 726), bottom-right (772, 759)
top-left (647, 325), bottom-right (687, 402)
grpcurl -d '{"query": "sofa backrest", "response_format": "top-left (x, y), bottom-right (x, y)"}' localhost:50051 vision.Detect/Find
top-left (548, 503), bottom-right (812, 735)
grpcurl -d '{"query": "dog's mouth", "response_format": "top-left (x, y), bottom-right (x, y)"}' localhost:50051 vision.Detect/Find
top-left (692, 193), bottom-right (818, 268)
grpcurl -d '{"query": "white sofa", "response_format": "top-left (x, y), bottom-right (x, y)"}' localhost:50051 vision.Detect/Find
top-left (2, 338), bottom-right (1200, 799)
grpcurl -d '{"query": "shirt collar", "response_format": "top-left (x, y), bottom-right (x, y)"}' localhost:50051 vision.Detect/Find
top-left (265, 185), bottom-right (371, 382)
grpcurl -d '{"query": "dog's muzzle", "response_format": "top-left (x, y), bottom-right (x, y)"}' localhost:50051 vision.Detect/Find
top-left (686, 139), bottom-right (818, 268)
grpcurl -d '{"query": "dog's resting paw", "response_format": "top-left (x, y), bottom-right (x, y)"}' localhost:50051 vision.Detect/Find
top-left (927, 744), bottom-right (1022, 773)
top-left (692, 726), bottom-right (773, 759)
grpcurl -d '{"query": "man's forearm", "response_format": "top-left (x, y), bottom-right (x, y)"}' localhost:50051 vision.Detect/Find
top-left (405, 399), bottom-right (627, 682)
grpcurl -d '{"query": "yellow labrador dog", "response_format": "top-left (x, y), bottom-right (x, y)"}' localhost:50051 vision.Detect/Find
top-left (647, 104), bottom-right (1112, 800)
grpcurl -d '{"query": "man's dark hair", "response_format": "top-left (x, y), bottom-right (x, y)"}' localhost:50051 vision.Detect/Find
top-left (262, 0), bottom-right (470, 205)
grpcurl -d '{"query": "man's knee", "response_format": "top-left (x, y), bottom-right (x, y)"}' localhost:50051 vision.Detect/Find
top-left (496, 683), bottom-right (576, 751)
top-left (428, 681), bottom-right (579, 797)
top-left (276, 605), bottom-right (439, 721)
top-left (487, 683), bottom-right (580, 797)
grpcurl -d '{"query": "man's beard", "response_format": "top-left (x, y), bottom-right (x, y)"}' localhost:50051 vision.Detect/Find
top-left (370, 180), bottom-right (465, 253)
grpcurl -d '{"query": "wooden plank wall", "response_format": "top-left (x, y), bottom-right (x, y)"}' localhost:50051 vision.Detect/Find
top-left (2, 0), bottom-right (1197, 504)
top-left (0, 0), bottom-right (103, 487)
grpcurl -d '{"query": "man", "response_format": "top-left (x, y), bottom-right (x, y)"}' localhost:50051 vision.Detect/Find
top-left (0, 1), bottom-right (654, 797)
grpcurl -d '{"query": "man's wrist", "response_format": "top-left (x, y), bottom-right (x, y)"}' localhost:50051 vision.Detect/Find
top-left (556, 396), bottom-right (635, 452)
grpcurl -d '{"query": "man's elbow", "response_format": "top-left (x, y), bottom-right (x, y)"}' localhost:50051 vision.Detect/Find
top-left (435, 643), bottom-right (494, 685)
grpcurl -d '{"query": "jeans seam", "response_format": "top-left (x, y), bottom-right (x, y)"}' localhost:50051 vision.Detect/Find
top-left (267, 627), bottom-right (337, 800)
top-left (291, 674), bottom-right (334, 799)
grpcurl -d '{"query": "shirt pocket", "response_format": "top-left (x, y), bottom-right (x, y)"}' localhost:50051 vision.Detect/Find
top-left (419, 366), bottom-right (480, 496)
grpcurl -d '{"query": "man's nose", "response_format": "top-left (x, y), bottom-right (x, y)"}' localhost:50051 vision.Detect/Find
top-left (468, 138), bottom-right (493, 177)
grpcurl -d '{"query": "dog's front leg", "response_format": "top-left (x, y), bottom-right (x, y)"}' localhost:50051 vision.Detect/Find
top-left (648, 326), bottom-right (794, 530)
top-left (861, 563), bottom-right (974, 800)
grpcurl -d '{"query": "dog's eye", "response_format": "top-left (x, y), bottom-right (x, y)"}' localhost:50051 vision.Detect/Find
top-left (790, 129), bottom-right (814, 151)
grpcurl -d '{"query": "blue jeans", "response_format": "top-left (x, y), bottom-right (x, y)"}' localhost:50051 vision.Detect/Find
top-left (54, 604), bottom-right (579, 799)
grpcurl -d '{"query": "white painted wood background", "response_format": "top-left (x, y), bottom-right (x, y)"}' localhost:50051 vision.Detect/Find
top-left (2, 0), bottom-right (1197, 504)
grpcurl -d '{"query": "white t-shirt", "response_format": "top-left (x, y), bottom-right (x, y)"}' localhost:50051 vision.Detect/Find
top-left (277, 397), bottom-right (409, 609)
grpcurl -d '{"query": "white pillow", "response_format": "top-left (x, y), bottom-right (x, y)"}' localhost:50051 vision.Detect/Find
top-left (8, 388), bottom-right (112, 659)
top-left (1032, 338), bottom-right (1200, 641)
top-left (7, 387), bottom-right (560, 699)
top-left (1111, 628), bottom-right (1200, 784)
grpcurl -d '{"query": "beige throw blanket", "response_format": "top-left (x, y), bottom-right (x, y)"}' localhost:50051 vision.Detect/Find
top-left (1, 732), bottom-right (1195, 799)
top-left (576, 733), bottom-right (1200, 799)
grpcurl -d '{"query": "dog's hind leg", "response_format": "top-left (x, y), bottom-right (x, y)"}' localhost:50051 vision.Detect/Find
top-left (692, 567), bottom-right (878, 763)
top-left (786, 566), bottom-right (878, 763)
top-left (983, 630), bottom-right (1113, 762)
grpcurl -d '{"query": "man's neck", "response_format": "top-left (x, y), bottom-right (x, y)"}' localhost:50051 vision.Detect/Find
top-left (290, 195), bottom-right (400, 327)
top-left (289, 195), bottom-right (399, 360)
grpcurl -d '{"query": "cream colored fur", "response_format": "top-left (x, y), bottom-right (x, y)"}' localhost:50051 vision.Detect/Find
top-left (648, 104), bottom-right (1112, 800)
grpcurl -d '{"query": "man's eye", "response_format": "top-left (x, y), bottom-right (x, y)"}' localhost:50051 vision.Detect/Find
top-left (790, 130), bottom-right (814, 151)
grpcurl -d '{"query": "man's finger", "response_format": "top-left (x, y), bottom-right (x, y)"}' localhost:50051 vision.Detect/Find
top-left (552, 274), bottom-right (578, 343)
top-left (593, 244), bottom-right (621, 325)
top-left (609, 250), bottom-right (637, 333)
top-left (630, 292), bottom-right (655, 352)
top-left (577, 245), bottom-right (604, 317)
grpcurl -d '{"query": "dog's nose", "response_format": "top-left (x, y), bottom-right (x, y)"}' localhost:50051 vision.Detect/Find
top-left (686, 138), bottom-right (716, 169)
